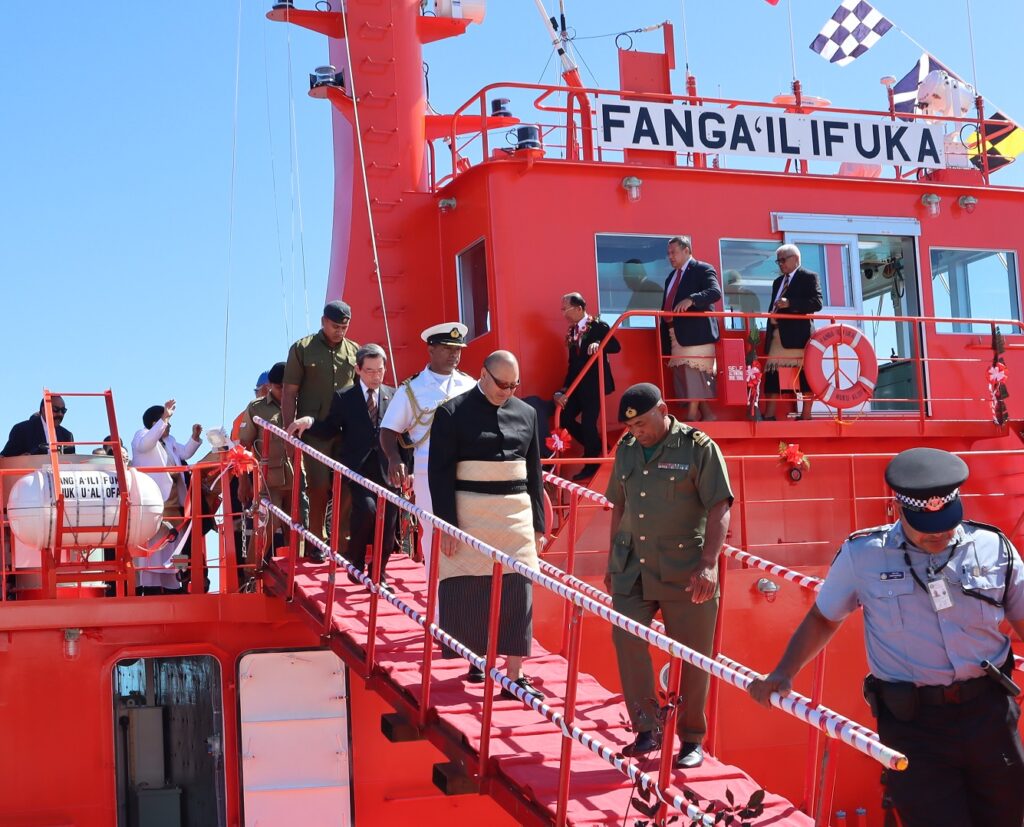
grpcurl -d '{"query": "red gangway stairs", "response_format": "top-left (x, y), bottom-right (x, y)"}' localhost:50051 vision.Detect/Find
top-left (255, 419), bottom-right (906, 826)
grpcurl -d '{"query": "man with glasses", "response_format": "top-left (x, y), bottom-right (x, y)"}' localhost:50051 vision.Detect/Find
top-left (2, 397), bottom-right (75, 456)
top-left (762, 244), bottom-right (822, 421)
top-left (290, 344), bottom-right (400, 584)
top-left (749, 448), bottom-right (1024, 827)
top-left (428, 351), bottom-right (546, 700)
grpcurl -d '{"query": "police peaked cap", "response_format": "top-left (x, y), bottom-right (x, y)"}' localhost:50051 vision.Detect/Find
top-left (618, 383), bottom-right (662, 422)
top-left (885, 447), bottom-right (969, 533)
top-left (323, 300), bottom-right (352, 322)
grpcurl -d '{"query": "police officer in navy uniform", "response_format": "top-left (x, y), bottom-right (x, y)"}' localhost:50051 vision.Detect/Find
top-left (749, 447), bottom-right (1024, 827)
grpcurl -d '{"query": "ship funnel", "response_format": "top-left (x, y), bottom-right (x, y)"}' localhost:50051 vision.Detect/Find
top-left (515, 125), bottom-right (542, 151)
top-left (310, 65), bottom-right (345, 92)
top-left (490, 98), bottom-right (512, 119)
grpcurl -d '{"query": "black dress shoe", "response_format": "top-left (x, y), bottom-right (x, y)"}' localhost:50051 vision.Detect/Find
top-left (674, 741), bottom-right (704, 769)
top-left (465, 665), bottom-right (486, 683)
top-left (347, 570), bottom-right (363, 585)
top-left (621, 730), bottom-right (662, 757)
top-left (500, 676), bottom-right (544, 700)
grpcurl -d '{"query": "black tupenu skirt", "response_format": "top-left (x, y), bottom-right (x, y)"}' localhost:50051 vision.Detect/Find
top-left (439, 572), bottom-right (533, 659)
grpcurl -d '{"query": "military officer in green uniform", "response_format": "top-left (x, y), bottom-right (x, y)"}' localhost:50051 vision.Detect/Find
top-left (238, 362), bottom-right (294, 558)
top-left (282, 300), bottom-right (360, 544)
top-left (606, 383), bottom-right (733, 769)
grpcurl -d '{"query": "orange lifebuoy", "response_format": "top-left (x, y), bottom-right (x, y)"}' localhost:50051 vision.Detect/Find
top-left (803, 324), bottom-right (879, 409)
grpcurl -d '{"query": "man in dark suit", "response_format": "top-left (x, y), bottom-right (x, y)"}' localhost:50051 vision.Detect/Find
top-left (763, 244), bottom-right (824, 421)
top-left (1, 397), bottom-right (75, 456)
top-left (660, 236), bottom-right (722, 422)
top-left (289, 343), bottom-right (401, 584)
top-left (554, 293), bottom-right (621, 481)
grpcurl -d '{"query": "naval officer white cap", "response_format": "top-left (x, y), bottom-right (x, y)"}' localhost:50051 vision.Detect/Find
top-left (421, 322), bottom-right (468, 347)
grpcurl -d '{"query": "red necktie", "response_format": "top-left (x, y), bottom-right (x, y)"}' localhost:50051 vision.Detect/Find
top-left (663, 268), bottom-right (682, 311)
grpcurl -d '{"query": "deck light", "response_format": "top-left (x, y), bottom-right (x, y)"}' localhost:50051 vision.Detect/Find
top-left (490, 98), bottom-right (512, 119)
top-left (621, 175), bottom-right (643, 203)
top-left (63, 628), bottom-right (82, 661)
top-left (438, 197), bottom-right (457, 213)
top-left (515, 125), bottom-right (542, 151)
top-left (921, 193), bottom-right (941, 217)
top-left (958, 195), bottom-right (979, 214)
top-left (756, 578), bottom-right (780, 603)
top-left (309, 65), bottom-right (345, 91)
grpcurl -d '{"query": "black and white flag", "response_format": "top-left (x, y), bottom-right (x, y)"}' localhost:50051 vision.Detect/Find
top-left (810, 0), bottom-right (893, 66)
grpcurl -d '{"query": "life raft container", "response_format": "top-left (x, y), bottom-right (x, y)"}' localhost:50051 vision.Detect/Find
top-left (803, 324), bottom-right (878, 409)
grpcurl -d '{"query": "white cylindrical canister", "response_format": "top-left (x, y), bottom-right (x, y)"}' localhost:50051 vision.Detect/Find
top-left (7, 467), bottom-right (164, 554)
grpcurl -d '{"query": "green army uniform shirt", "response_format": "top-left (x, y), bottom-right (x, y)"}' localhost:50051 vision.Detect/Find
top-left (282, 332), bottom-right (360, 420)
top-left (238, 395), bottom-right (292, 491)
top-left (605, 417), bottom-right (733, 601)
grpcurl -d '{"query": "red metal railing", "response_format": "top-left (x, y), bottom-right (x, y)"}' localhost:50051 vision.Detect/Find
top-left (552, 309), bottom-right (1024, 467)
top-left (255, 417), bottom-right (906, 825)
top-left (431, 80), bottom-right (1010, 188)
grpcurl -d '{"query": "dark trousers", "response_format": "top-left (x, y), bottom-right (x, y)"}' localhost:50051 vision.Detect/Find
top-left (346, 471), bottom-right (398, 576)
top-left (878, 683), bottom-right (1024, 827)
top-left (611, 578), bottom-right (718, 743)
top-left (563, 387), bottom-right (601, 469)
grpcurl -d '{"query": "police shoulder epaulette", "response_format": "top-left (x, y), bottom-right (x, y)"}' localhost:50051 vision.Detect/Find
top-left (400, 371), bottom-right (422, 385)
top-left (617, 431), bottom-right (636, 447)
top-left (847, 525), bottom-right (888, 540)
top-left (961, 519), bottom-right (1008, 537)
top-left (455, 368), bottom-right (471, 377)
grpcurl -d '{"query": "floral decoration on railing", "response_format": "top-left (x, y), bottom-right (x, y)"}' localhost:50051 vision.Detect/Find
top-left (990, 329), bottom-right (1010, 426)
top-left (746, 364), bottom-right (762, 415)
top-left (778, 441), bottom-right (811, 482)
top-left (223, 443), bottom-right (259, 476)
top-left (546, 428), bottom-right (572, 455)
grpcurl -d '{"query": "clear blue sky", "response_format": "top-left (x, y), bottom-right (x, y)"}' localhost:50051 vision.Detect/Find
top-left (2, 1), bottom-right (1021, 447)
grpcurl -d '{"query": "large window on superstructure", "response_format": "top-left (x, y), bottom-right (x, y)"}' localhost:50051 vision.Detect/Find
top-left (595, 234), bottom-right (672, 328)
top-left (930, 249), bottom-right (1020, 333)
top-left (457, 238), bottom-right (490, 341)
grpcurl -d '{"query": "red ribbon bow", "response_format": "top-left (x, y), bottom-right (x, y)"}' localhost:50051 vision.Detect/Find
top-left (223, 443), bottom-right (259, 476)
top-left (778, 441), bottom-right (811, 470)
top-left (546, 428), bottom-right (571, 455)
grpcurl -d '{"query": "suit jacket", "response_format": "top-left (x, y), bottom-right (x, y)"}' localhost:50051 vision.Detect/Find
top-left (307, 383), bottom-right (397, 483)
top-left (563, 317), bottom-right (621, 397)
top-left (660, 259), bottom-right (722, 352)
top-left (1, 415), bottom-right (75, 457)
top-left (764, 267), bottom-right (824, 351)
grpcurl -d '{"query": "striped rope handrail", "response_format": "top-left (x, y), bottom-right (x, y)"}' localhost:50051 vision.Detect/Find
top-left (723, 546), bottom-right (824, 592)
top-left (254, 419), bottom-right (907, 771)
top-left (261, 498), bottom-right (714, 826)
top-left (541, 471), bottom-right (612, 507)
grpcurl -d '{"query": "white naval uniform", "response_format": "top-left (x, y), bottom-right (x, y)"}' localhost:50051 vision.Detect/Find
top-left (379, 367), bottom-right (476, 573)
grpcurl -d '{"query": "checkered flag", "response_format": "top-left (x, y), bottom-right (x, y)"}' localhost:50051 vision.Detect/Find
top-left (810, 0), bottom-right (893, 66)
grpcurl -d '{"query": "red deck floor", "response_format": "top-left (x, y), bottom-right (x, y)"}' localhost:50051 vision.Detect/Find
top-left (271, 555), bottom-right (814, 826)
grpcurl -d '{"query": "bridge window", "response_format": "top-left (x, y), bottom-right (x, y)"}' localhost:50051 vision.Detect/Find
top-left (595, 234), bottom-right (671, 328)
top-left (457, 238), bottom-right (490, 341)
top-left (930, 249), bottom-right (1020, 334)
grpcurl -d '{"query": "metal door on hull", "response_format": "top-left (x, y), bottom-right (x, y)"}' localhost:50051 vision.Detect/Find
top-left (784, 232), bottom-right (923, 413)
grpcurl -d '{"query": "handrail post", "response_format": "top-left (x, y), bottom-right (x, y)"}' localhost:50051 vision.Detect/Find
top-left (801, 650), bottom-right (829, 814)
top-left (554, 602), bottom-right (585, 826)
top-left (814, 740), bottom-right (842, 826)
top-left (559, 492), bottom-right (580, 655)
top-left (705, 554), bottom-right (727, 754)
top-left (365, 492), bottom-right (388, 673)
top-left (655, 656), bottom-right (684, 824)
top-left (220, 471), bottom-right (239, 594)
top-left (1, 503), bottom-right (9, 601)
top-left (911, 318), bottom-right (927, 429)
top-left (478, 560), bottom-right (505, 779)
top-left (188, 470), bottom-right (205, 594)
top-left (418, 525), bottom-right (443, 728)
top-left (322, 473), bottom-right (344, 635)
top-left (287, 441), bottom-right (303, 600)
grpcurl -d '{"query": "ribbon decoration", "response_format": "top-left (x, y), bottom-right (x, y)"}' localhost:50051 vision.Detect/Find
top-left (989, 359), bottom-right (1010, 425)
top-left (778, 441), bottom-right (811, 471)
top-left (546, 428), bottom-right (572, 455)
top-left (746, 363), bottom-right (762, 414)
top-left (223, 443), bottom-right (259, 476)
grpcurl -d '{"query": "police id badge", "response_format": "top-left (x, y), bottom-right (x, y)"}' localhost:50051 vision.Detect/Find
top-left (926, 577), bottom-right (954, 612)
